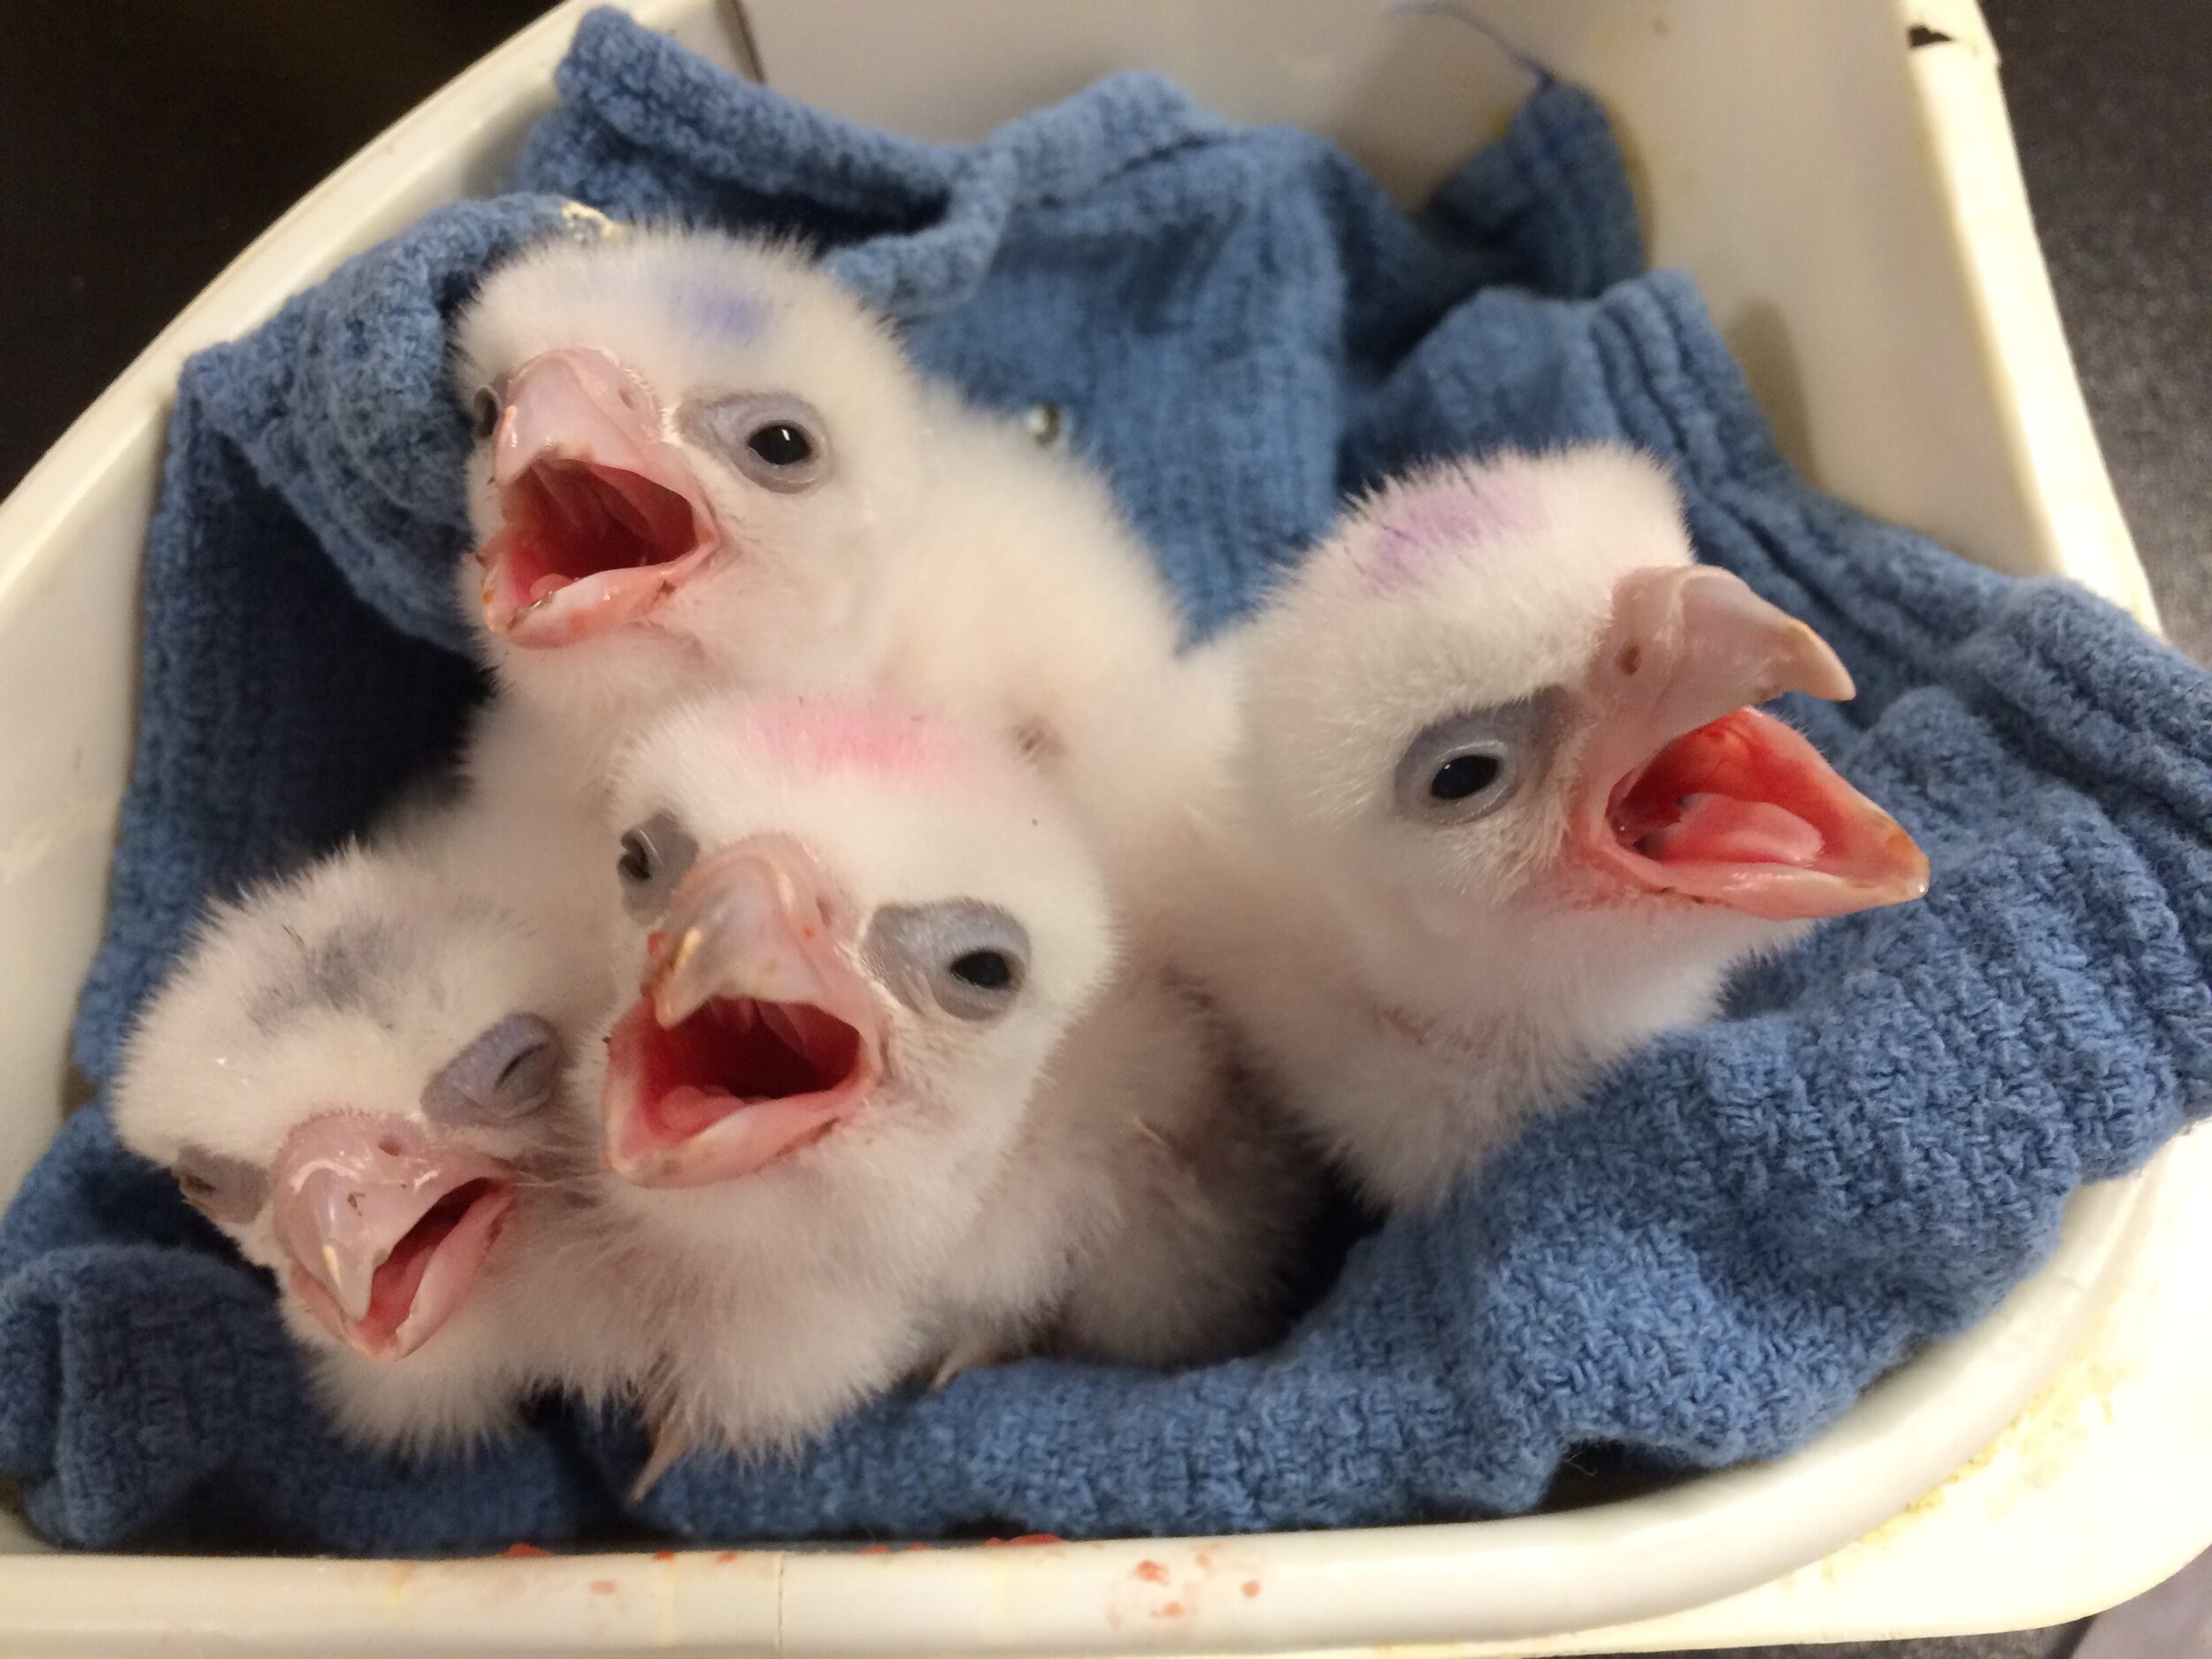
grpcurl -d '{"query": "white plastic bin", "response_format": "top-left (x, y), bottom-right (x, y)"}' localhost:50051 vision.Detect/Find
top-left (2, 2), bottom-right (2208, 1653)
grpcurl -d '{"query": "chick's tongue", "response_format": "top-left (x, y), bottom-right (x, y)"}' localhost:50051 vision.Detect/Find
top-left (359, 1184), bottom-right (488, 1348)
top-left (1635, 794), bottom-right (1827, 868)
top-left (648, 1086), bottom-right (741, 1141)
top-left (653, 1092), bottom-right (839, 1164)
top-left (1613, 710), bottom-right (1831, 870)
top-left (634, 996), bottom-right (857, 1147)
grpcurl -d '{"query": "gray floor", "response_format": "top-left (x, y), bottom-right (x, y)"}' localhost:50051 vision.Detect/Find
top-left (1986, 0), bottom-right (2212, 665)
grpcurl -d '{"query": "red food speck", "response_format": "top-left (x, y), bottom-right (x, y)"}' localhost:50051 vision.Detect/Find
top-left (653, 1550), bottom-right (676, 1562)
top-left (1134, 1559), bottom-right (1169, 1584)
top-left (1156, 1601), bottom-right (1187, 1618)
top-left (1007, 1533), bottom-right (1061, 1546)
top-left (588, 1579), bottom-right (617, 1595)
top-left (1241, 1580), bottom-right (1261, 1598)
top-left (856, 1544), bottom-right (890, 1555)
top-left (715, 1551), bottom-right (739, 1564)
top-left (902, 1542), bottom-right (933, 1552)
top-left (496, 1542), bottom-right (549, 1558)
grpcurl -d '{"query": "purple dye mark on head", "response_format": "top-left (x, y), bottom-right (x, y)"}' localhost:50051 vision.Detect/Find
top-left (674, 280), bottom-right (765, 342)
top-left (1357, 474), bottom-right (1536, 595)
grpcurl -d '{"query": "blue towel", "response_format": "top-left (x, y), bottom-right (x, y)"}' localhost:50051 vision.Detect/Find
top-left (4, 9), bottom-right (2208, 1552)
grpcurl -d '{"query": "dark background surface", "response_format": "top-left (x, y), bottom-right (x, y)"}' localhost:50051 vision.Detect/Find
top-left (0, 4), bottom-right (2200, 1652)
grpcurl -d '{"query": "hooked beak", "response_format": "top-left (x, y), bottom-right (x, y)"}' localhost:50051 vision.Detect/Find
top-left (602, 836), bottom-right (883, 1188)
top-left (270, 1113), bottom-right (517, 1362)
top-left (475, 348), bottom-right (718, 648)
top-left (1570, 565), bottom-right (1930, 920)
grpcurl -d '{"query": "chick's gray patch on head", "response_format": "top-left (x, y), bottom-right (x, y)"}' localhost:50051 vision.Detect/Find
top-left (241, 894), bottom-right (509, 1037)
top-left (247, 918), bottom-right (403, 1034)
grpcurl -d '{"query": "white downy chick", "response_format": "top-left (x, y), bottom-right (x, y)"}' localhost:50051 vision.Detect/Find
top-left (1179, 446), bottom-right (1931, 1210)
top-left (931, 957), bottom-right (1321, 1380)
top-left (452, 228), bottom-right (928, 755)
top-left (587, 694), bottom-right (1118, 1463)
top-left (450, 226), bottom-right (1191, 846)
top-left (110, 816), bottom-right (641, 1457)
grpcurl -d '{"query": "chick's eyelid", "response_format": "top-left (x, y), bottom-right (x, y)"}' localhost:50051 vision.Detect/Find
top-left (679, 391), bottom-right (832, 492)
top-left (1392, 689), bottom-right (1566, 824)
top-left (862, 900), bottom-right (1031, 1020)
top-left (618, 809), bottom-right (698, 920)
top-left (423, 1011), bottom-right (565, 1125)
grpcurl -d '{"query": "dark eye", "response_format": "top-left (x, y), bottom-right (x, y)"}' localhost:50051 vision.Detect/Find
top-left (1022, 403), bottom-right (1064, 447)
top-left (1393, 695), bottom-right (1561, 826)
top-left (680, 393), bottom-right (832, 493)
top-left (617, 810), bottom-right (698, 923)
top-left (863, 901), bottom-right (1031, 1021)
top-left (173, 1145), bottom-right (269, 1225)
top-left (747, 423), bottom-right (813, 467)
top-left (949, 949), bottom-right (1014, 990)
top-left (469, 385), bottom-right (501, 441)
top-left (422, 1011), bottom-right (565, 1125)
top-left (1430, 753), bottom-right (1502, 802)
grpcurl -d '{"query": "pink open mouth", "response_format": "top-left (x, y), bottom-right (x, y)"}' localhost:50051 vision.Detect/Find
top-left (1567, 564), bottom-right (1929, 921)
top-left (475, 348), bottom-right (718, 648)
top-left (479, 460), bottom-right (715, 646)
top-left (272, 1115), bottom-right (517, 1363)
top-left (603, 991), bottom-right (875, 1187)
top-left (288, 1179), bottom-right (512, 1358)
top-left (1585, 706), bottom-right (1930, 920)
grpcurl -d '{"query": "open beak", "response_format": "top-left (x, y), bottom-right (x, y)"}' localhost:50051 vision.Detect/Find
top-left (270, 1113), bottom-right (517, 1362)
top-left (475, 348), bottom-right (718, 648)
top-left (1570, 565), bottom-right (1930, 920)
top-left (602, 836), bottom-right (884, 1188)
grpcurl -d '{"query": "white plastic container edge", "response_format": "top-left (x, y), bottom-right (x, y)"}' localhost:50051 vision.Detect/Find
top-left (0, 1), bottom-right (2202, 1654)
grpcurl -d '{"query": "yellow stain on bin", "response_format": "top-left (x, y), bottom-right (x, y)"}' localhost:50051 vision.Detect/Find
top-left (1839, 1233), bottom-right (2139, 1570)
top-left (0, 794), bottom-right (115, 887)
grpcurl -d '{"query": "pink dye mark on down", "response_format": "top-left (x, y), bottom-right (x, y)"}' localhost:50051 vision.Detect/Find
top-left (743, 699), bottom-right (964, 782)
top-left (1357, 474), bottom-right (1534, 595)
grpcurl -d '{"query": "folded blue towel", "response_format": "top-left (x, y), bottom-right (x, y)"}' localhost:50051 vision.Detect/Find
top-left (4, 9), bottom-right (2208, 1552)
